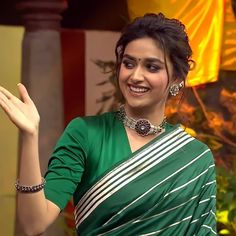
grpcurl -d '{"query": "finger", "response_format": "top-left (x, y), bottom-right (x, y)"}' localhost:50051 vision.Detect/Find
top-left (17, 83), bottom-right (33, 104)
top-left (0, 89), bottom-right (25, 115)
top-left (0, 92), bottom-right (12, 115)
top-left (0, 86), bottom-right (24, 110)
top-left (0, 91), bottom-right (27, 123)
top-left (0, 86), bottom-right (15, 100)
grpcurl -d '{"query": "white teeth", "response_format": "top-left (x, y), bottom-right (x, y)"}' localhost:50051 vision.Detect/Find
top-left (129, 85), bottom-right (149, 93)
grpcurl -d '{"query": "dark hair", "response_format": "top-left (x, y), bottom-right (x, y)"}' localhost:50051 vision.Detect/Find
top-left (115, 13), bottom-right (194, 83)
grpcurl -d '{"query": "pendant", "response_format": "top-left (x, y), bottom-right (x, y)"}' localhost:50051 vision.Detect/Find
top-left (117, 105), bottom-right (166, 137)
top-left (135, 119), bottom-right (151, 136)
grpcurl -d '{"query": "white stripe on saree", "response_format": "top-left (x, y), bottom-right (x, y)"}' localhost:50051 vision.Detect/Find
top-left (74, 127), bottom-right (193, 227)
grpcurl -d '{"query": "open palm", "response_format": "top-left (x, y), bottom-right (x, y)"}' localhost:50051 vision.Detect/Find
top-left (0, 83), bottom-right (40, 134)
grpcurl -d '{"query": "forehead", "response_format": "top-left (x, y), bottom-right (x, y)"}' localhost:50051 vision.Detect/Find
top-left (124, 37), bottom-right (164, 59)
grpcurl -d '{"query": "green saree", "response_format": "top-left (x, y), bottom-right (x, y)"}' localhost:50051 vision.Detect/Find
top-left (44, 112), bottom-right (216, 236)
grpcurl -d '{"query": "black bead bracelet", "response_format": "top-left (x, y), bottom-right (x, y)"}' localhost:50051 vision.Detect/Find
top-left (15, 178), bottom-right (46, 193)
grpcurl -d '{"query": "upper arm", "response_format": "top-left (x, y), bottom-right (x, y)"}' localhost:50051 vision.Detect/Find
top-left (44, 118), bottom-right (88, 210)
top-left (45, 199), bottom-right (61, 226)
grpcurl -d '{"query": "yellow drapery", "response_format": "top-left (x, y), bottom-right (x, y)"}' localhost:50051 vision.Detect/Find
top-left (127, 0), bottom-right (224, 86)
top-left (220, 0), bottom-right (236, 70)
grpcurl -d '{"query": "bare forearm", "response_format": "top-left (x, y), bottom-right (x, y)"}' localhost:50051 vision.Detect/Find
top-left (0, 85), bottom-right (59, 235)
top-left (18, 131), bottom-right (41, 184)
top-left (17, 131), bottom-right (58, 235)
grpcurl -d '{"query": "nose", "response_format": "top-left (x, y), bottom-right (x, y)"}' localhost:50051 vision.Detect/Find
top-left (130, 65), bottom-right (144, 83)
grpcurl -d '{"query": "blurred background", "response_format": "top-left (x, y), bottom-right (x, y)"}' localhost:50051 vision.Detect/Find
top-left (0, 0), bottom-right (236, 235)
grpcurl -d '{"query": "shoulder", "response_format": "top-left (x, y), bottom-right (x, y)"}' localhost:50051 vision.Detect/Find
top-left (173, 124), bottom-right (210, 149)
top-left (64, 111), bottom-right (118, 137)
top-left (168, 123), bottom-right (214, 160)
top-left (68, 112), bottom-right (116, 123)
top-left (82, 111), bottom-right (117, 125)
top-left (177, 125), bottom-right (215, 162)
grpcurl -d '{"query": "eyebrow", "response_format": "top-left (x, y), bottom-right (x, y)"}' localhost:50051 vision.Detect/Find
top-left (123, 54), bottom-right (165, 65)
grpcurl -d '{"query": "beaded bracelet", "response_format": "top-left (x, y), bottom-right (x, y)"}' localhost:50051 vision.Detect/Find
top-left (15, 178), bottom-right (46, 193)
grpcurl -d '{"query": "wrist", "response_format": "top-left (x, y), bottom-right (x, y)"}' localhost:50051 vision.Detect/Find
top-left (21, 127), bottom-right (39, 139)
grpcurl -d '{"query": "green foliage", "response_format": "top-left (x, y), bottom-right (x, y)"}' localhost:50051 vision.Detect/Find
top-left (217, 163), bottom-right (236, 235)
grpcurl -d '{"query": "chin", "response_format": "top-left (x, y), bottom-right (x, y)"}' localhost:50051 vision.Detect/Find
top-left (125, 100), bottom-right (148, 110)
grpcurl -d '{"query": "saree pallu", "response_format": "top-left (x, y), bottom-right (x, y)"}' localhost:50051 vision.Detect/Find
top-left (74, 126), bottom-right (216, 235)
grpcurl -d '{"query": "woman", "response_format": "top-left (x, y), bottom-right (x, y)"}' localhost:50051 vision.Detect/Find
top-left (0, 13), bottom-right (216, 235)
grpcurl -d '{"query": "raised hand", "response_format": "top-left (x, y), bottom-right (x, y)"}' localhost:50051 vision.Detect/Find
top-left (0, 83), bottom-right (40, 134)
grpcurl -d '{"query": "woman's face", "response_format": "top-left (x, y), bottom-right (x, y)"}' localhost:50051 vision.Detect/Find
top-left (118, 37), bottom-right (173, 113)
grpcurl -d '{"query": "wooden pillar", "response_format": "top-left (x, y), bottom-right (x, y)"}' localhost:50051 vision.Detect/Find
top-left (15, 1), bottom-right (67, 235)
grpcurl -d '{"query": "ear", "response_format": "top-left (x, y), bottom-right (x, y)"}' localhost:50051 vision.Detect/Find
top-left (171, 77), bottom-right (184, 88)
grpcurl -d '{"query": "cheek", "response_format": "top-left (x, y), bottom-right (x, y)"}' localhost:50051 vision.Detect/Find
top-left (118, 67), bottom-right (129, 83)
top-left (161, 71), bottom-right (170, 88)
top-left (152, 73), bottom-right (169, 89)
top-left (117, 70), bottom-right (125, 90)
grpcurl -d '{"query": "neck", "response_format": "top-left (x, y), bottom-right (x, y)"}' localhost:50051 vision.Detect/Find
top-left (118, 105), bottom-right (166, 137)
top-left (124, 104), bottom-right (166, 127)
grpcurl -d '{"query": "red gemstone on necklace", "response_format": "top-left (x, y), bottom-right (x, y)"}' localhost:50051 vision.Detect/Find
top-left (135, 119), bottom-right (151, 136)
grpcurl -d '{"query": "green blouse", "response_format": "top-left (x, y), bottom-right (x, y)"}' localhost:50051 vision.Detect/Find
top-left (45, 111), bottom-right (135, 209)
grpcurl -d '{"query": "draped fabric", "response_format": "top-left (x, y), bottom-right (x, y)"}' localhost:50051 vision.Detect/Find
top-left (73, 119), bottom-right (216, 235)
top-left (44, 112), bottom-right (216, 235)
top-left (220, 0), bottom-right (236, 70)
top-left (127, 0), bottom-right (224, 86)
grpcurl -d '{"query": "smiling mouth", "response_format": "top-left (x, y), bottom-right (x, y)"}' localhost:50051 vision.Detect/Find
top-left (129, 85), bottom-right (150, 94)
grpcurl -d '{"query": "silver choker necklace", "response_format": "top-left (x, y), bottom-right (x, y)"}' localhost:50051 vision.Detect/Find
top-left (117, 105), bottom-right (167, 137)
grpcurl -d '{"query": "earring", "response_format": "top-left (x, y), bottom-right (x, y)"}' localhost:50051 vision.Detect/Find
top-left (169, 81), bottom-right (184, 96)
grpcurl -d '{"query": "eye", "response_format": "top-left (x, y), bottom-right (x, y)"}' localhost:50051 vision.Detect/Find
top-left (122, 59), bottom-right (135, 69)
top-left (146, 63), bottom-right (161, 73)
